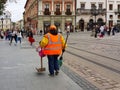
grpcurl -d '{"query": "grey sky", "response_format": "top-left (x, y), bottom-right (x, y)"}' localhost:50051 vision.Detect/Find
top-left (5, 0), bottom-right (27, 22)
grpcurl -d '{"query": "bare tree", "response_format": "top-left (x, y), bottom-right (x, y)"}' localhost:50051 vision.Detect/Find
top-left (0, 0), bottom-right (17, 15)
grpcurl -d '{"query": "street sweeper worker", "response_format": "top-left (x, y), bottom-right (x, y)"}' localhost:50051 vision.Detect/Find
top-left (39, 25), bottom-right (66, 76)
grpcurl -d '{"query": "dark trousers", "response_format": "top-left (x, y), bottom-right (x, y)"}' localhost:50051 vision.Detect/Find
top-left (47, 55), bottom-right (59, 74)
top-left (10, 36), bottom-right (17, 44)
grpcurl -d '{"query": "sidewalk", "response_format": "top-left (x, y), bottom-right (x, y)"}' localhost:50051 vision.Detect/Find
top-left (0, 39), bottom-right (83, 90)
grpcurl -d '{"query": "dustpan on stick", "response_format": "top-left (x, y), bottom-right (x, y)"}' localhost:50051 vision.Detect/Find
top-left (58, 33), bottom-right (69, 67)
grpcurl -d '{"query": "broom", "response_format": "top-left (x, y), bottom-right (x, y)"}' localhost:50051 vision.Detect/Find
top-left (58, 33), bottom-right (69, 67)
top-left (36, 47), bottom-right (46, 72)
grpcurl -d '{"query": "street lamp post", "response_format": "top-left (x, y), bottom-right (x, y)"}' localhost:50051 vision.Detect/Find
top-left (1, 18), bottom-right (4, 30)
top-left (90, 5), bottom-right (104, 38)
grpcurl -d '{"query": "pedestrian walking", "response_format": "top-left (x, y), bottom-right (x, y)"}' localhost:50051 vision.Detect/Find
top-left (17, 30), bottom-right (22, 44)
top-left (0, 29), bottom-right (4, 39)
top-left (9, 29), bottom-right (18, 46)
top-left (39, 25), bottom-right (66, 76)
top-left (40, 30), bottom-right (42, 35)
top-left (94, 25), bottom-right (99, 38)
top-left (99, 25), bottom-right (105, 38)
top-left (112, 25), bottom-right (116, 35)
top-left (107, 26), bottom-right (111, 36)
top-left (28, 29), bottom-right (35, 46)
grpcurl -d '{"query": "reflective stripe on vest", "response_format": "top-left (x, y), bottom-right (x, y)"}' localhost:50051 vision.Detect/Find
top-left (43, 33), bottom-right (62, 55)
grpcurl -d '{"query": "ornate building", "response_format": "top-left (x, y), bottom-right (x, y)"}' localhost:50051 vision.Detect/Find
top-left (24, 0), bottom-right (38, 32)
top-left (107, 0), bottom-right (120, 27)
top-left (24, 0), bottom-right (75, 33)
top-left (76, 0), bottom-right (106, 31)
top-left (0, 11), bottom-right (11, 30)
top-left (38, 0), bottom-right (75, 33)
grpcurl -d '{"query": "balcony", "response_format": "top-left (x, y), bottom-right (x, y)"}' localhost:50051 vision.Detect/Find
top-left (54, 8), bottom-right (61, 15)
top-left (76, 8), bottom-right (91, 15)
top-left (44, 8), bottom-right (51, 15)
top-left (76, 8), bottom-right (106, 15)
top-left (65, 9), bottom-right (72, 15)
top-left (115, 9), bottom-right (120, 15)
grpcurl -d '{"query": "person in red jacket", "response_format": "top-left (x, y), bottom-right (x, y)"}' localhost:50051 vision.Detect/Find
top-left (39, 25), bottom-right (66, 76)
top-left (28, 29), bottom-right (35, 46)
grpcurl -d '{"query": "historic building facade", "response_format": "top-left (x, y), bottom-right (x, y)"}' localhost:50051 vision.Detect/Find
top-left (38, 0), bottom-right (75, 33)
top-left (24, 0), bottom-right (120, 32)
top-left (76, 0), bottom-right (106, 31)
top-left (0, 11), bottom-right (11, 30)
top-left (24, 0), bottom-right (75, 33)
top-left (107, 0), bottom-right (120, 27)
top-left (24, 0), bottom-right (38, 31)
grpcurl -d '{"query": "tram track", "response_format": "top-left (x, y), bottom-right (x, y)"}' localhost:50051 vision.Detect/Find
top-left (66, 49), bottom-right (120, 74)
top-left (71, 39), bottom-right (120, 47)
top-left (68, 45), bottom-right (120, 63)
top-left (63, 33), bottom-right (120, 89)
top-left (63, 45), bottom-right (120, 89)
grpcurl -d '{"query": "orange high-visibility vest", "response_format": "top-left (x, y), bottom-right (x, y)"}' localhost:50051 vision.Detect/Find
top-left (43, 33), bottom-right (62, 55)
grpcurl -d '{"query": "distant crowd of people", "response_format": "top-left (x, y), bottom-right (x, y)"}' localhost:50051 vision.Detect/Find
top-left (93, 25), bottom-right (119, 38)
top-left (0, 29), bottom-right (24, 45)
top-left (0, 28), bottom-right (36, 46)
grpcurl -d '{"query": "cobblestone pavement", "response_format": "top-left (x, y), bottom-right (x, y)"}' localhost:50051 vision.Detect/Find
top-left (0, 38), bottom-right (83, 90)
top-left (20, 33), bottom-right (101, 90)
top-left (22, 32), bottom-right (120, 90)
top-left (63, 32), bottom-right (120, 90)
top-left (63, 55), bottom-right (120, 90)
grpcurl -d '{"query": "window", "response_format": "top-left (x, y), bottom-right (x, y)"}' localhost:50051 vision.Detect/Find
top-left (44, 3), bottom-right (50, 15)
top-left (118, 15), bottom-right (120, 19)
top-left (66, 4), bottom-right (70, 9)
top-left (109, 15), bottom-right (113, 19)
top-left (109, 4), bottom-right (113, 10)
top-left (45, 4), bottom-right (49, 9)
top-left (56, 4), bottom-right (60, 9)
top-left (65, 4), bottom-right (72, 15)
top-left (91, 4), bottom-right (95, 9)
top-left (118, 4), bottom-right (120, 11)
top-left (55, 4), bottom-right (61, 15)
top-left (99, 4), bottom-right (103, 9)
top-left (81, 3), bottom-right (85, 9)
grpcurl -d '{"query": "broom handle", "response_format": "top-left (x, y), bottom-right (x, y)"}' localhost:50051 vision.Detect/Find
top-left (41, 57), bottom-right (43, 68)
top-left (61, 33), bottom-right (69, 56)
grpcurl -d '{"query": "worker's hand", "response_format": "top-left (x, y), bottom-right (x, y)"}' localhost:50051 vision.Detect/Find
top-left (62, 49), bottom-right (65, 53)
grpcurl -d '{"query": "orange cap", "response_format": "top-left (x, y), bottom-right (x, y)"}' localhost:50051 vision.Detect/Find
top-left (49, 25), bottom-right (56, 30)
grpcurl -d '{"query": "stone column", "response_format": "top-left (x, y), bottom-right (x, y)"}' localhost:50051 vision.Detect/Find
top-left (62, 0), bottom-right (65, 15)
top-left (51, 17), bottom-right (54, 25)
top-left (51, 0), bottom-right (54, 15)
top-left (38, 0), bottom-right (43, 15)
top-left (38, 17), bottom-right (43, 31)
top-left (61, 17), bottom-right (65, 32)
top-left (72, 0), bottom-right (75, 15)
top-left (72, 17), bottom-right (75, 32)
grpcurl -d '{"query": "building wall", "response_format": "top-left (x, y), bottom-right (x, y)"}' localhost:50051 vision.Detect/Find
top-left (76, 0), bottom-right (106, 31)
top-left (0, 18), bottom-right (11, 30)
top-left (15, 20), bottom-right (24, 30)
top-left (24, 0), bottom-right (38, 31)
top-left (0, 10), bottom-right (11, 30)
top-left (107, 0), bottom-right (120, 27)
top-left (24, 0), bottom-right (120, 32)
top-left (37, 0), bottom-right (75, 33)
